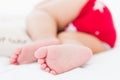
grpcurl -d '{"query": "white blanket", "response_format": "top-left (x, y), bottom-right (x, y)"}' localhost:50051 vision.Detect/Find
top-left (0, 0), bottom-right (120, 80)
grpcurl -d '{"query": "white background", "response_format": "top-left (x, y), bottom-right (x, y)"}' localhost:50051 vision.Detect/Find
top-left (0, 0), bottom-right (42, 15)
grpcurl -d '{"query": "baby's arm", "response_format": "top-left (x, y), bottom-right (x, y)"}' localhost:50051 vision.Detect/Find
top-left (27, 0), bottom-right (88, 40)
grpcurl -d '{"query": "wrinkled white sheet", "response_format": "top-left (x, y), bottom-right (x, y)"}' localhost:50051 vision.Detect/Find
top-left (0, 0), bottom-right (120, 80)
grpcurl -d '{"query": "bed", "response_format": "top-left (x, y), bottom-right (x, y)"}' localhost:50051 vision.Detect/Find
top-left (0, 0), bottom-right (120, 80)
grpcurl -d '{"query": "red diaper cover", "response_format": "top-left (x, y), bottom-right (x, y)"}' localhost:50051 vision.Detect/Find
top-left (72, 0), bottom-right (116, 48)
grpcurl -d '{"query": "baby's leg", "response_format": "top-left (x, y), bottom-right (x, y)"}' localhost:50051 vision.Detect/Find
top-left (10, 0), bottom-right (89, 65)
top-left (34, 31), bottom-right (107, 74)
top-left (10, 0), bottom-right (60, 64)
top-left (59, 31), bottom-right (107, 54)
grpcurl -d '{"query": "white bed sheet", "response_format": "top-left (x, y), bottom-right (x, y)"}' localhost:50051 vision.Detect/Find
top-left (0, 0), bottom-right (120, 80)
top-left (0, 47), bottom-right (120, 80)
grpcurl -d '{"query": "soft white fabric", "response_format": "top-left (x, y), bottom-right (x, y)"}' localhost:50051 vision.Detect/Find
top-left (0, 0), bottom-right (120, 80)
top-left (0, 27), bottom-right (31, 57)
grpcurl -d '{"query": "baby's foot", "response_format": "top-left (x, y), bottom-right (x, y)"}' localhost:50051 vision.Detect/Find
top-left (34, 44), bottom-right (93, 75)
top-left (10, 38), bottom-right (60, 65)
top-left (10, 48), bottom-right (21, 65)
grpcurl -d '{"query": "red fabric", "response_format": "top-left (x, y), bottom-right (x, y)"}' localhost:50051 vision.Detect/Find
top-left (72, 0), bottom-right (116, 48)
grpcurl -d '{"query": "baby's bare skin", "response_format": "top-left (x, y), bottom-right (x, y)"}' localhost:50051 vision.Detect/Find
top-left (10, 39), bottom-right (60, 64)
top-left (10, 0), bottom-right (108, 75)
top-left (34, 44), bottom-right (92, 74)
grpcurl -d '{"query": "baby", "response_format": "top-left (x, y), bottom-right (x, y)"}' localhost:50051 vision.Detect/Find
top-left (10, 0), bottom-right (116, 75)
